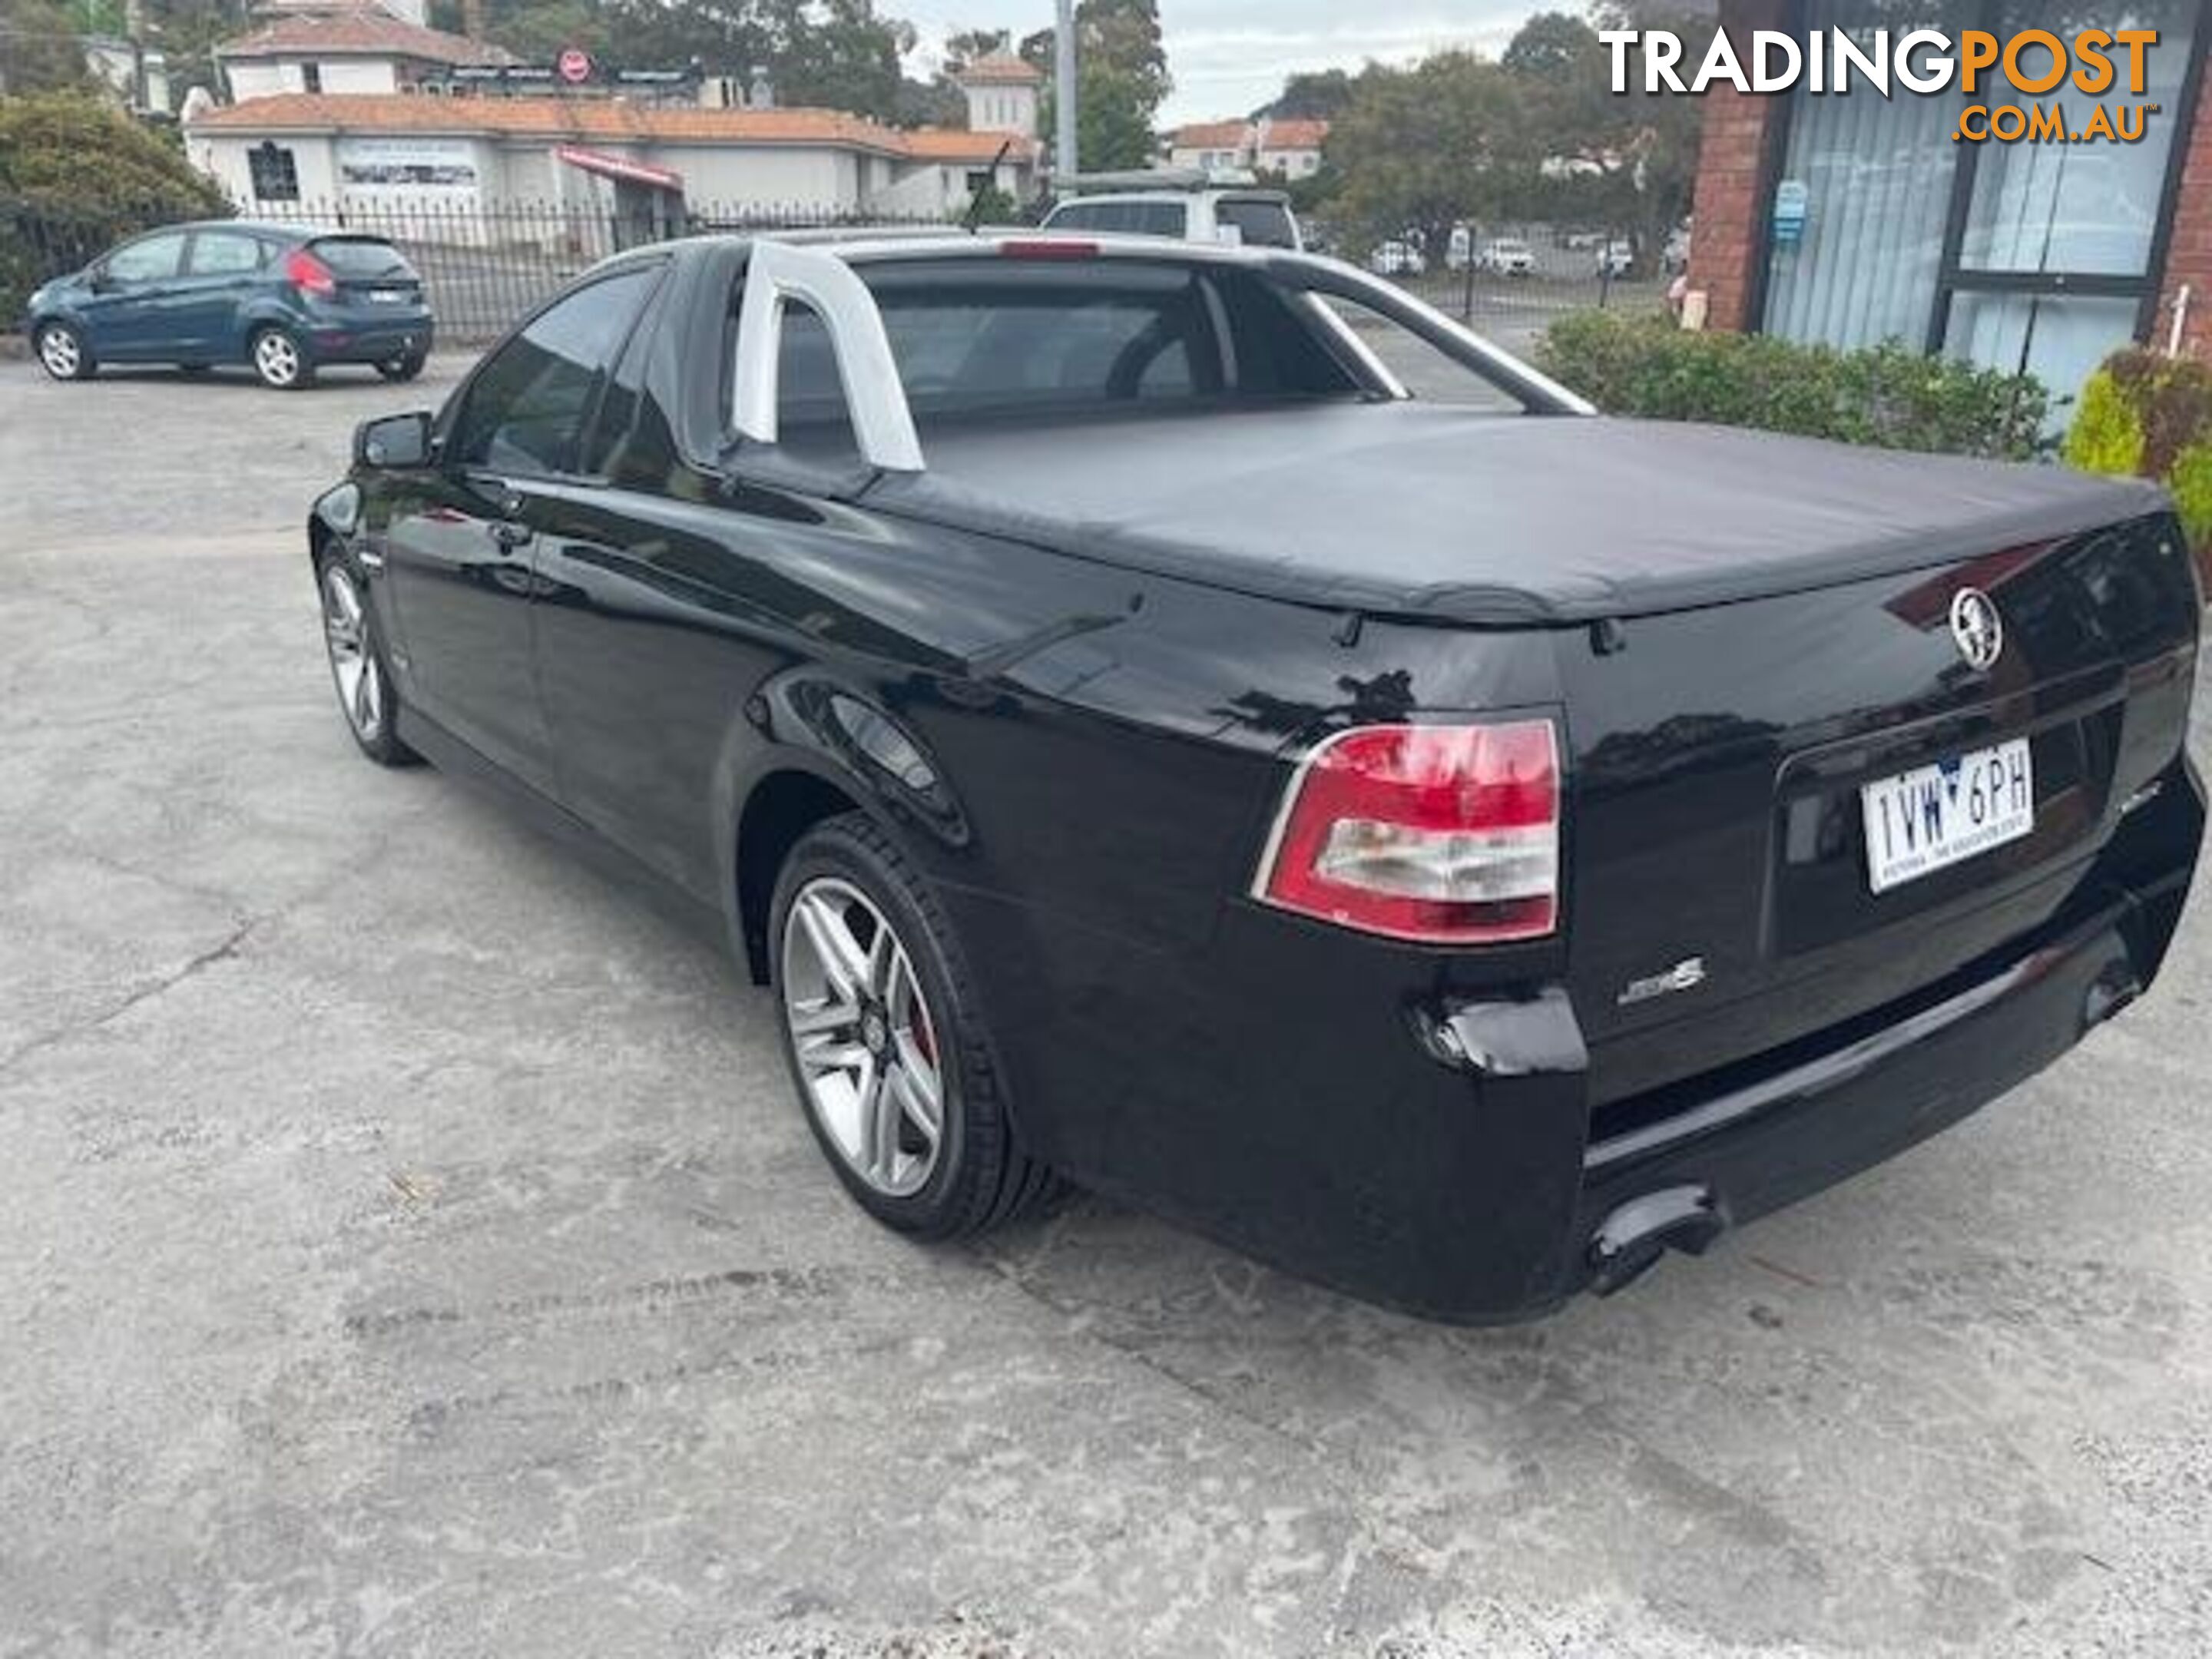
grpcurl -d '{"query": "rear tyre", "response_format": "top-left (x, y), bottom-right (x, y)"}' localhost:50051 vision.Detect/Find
top-left (376, 352), bottom-right (426, 383)
top-left (316, 548), bottom-right (415, 767)
top-left (250, 325), bottom-right (314, 391)
top-left (770, 815), bottom-right (1059, 1241)
top-left (34, 320), bottom-right (93, 382)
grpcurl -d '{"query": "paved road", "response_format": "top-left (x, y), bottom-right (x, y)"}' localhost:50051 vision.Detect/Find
top-left (4, 357), bottom-right (2211, 1657)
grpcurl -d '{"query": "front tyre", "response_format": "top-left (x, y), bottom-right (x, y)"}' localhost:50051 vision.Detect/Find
top-left (771, 816), bottom-right (1057, 1241)
top-left (316, 551), bottom-right (414, 767)
top-left (250, 325), bottom-right (314, 390)
top-left (34, 320), bottom-right (93, 381)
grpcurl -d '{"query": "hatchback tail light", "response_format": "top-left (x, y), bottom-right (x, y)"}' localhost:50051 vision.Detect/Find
top-left (1253, 720), bottom-right (1561, 945)
top-left (285, 247), bottom-right (337, 299)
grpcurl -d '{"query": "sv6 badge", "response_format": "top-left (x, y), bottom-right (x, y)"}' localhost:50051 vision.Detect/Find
top-left (1618, 957), bottom-right (1709, 1008)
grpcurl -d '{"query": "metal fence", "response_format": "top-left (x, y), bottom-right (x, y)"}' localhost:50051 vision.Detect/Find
top-left (6, 199), bottom-right (1673, 360)
top-left (1359, 224), bottom-right (1676, 360)
top-left (4, 197), bottom-right (962, 343)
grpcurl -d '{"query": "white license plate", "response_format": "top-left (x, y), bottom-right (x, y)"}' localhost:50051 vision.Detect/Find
top-left (369, 288), bottom-right (406, 303)
top-left (1861, 739), bottom-right (2035, 895)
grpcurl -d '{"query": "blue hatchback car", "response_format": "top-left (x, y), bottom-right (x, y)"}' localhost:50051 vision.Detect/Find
top-left (25, 220), bottom-right (436, 390)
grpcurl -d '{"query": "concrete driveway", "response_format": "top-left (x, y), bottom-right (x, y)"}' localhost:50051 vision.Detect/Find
top-left (3, 355), bottom-right (2210, 1659)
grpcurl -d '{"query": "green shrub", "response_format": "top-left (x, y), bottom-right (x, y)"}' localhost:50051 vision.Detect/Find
top-left (1, 91), bottom-right (229, 323)
top-left (2066, 349), bottom-right (2212, 558)
top-left (1535, 310), bottom-right (2051, 462)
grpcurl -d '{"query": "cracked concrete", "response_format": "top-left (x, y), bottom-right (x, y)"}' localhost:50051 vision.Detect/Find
top-left (4, 356), bottom-right (2212, 1658)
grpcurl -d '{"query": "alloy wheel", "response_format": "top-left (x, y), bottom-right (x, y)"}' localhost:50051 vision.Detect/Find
top-left (320, 564), bottom-right (385, 741)
top-left (254, 330), bottom-right (302, 388)
top-left (780, 877), bottom-right (946, 1199)
top-left (38, 326), bottom-right (80, 379)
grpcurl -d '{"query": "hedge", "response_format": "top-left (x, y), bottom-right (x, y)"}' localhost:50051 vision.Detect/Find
top-left (2064, 348), bottom-right (2212, 555)
top-left (1535, 311), bottom-right (2051, 463)
top-left (1, 91), bottom-right (228, 323)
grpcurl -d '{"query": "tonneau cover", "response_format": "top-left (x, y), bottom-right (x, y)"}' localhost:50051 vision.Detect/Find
top-left (862, 402), bottom-right (2170, 625)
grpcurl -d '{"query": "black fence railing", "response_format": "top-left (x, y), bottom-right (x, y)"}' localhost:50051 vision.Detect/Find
top-left (5, 197), bottom-right (961, 344)
top-left (1353, 223), bottom-right (1677, 358)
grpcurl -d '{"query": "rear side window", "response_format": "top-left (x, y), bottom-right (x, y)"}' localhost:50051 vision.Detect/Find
top-left (1216, 198), bottom-right (1297, 250)
top-left (311, 238), bottom-right (416, 280)
top-left (451, 265), bottom-right (661, 476)
top-left (1047, 200), bottom-right (1187, 238)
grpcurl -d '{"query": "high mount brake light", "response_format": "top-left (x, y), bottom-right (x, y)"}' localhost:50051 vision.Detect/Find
top-left (1253, 720), bottom-right (1561, 945)
top-left (999, 240), bottom-right (1101, 260)
top-left (285, 247), bottom-right (337, 298)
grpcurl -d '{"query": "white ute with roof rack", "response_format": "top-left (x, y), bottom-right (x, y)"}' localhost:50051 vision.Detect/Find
top-left (1040, 167), bottom-right (1305, 251)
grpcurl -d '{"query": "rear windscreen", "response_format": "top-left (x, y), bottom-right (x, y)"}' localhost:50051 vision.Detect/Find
top-left (1215, 198), bottom-right (1298, 250)
top-left (773, 260), bottom-right (1361, 439)
top-left (310, 238), bottom-right (416, 280)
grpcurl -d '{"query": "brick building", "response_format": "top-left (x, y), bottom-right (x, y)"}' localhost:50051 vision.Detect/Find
top-left (1685, 0), bottom-right (2209, 421)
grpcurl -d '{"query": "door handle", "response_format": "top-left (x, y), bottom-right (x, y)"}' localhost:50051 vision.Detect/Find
top-left (490, 519), bottom-right (535, 551)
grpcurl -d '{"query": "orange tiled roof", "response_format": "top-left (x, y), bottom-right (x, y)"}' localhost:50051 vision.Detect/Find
top-left (1172, 120), bottom-right (1250, 151)
top-left (955, 50), bottom-right (1042, 86)
top-left (218, 7), bottom-right (517, 65)
top-left (188, 92), bottom-right (1038, 163)
top-left (1257, 118), bottom-right (1330, 151)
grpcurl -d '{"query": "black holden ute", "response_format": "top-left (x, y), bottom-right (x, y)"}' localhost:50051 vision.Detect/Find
top-left (306, 232), bottom-right (2204, 1322)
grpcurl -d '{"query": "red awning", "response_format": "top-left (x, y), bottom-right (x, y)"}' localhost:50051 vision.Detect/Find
top-left (554, 144), bottom-right (683, 192)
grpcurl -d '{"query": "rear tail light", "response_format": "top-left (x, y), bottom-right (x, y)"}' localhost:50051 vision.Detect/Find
top-left (1253, 720), bottom-right (1561, 945)
top-left (285, 247), bottom-right (337, 299)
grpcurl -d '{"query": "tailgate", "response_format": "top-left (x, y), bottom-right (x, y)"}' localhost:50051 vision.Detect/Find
top-left (1555, 513), bottom-right (2199, 1131)
top-left (309, 237), bottom-right (426, 308)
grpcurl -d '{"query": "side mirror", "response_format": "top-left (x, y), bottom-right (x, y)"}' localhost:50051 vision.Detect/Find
top-left (356, 411), bottom-right (433, 470)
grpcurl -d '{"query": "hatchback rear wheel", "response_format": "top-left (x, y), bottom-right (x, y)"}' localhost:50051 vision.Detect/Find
top-left (251, 326), bottom-right (314, 391)
top-left (34, 321), bottom-right (92, 382)
top-left (771, 816), bottom-right (1058, 1240)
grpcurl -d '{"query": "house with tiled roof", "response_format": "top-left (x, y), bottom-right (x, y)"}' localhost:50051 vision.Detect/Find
top-left (952, 50), bottom-right (1041, 141)
top-left (217, 2), bottom-right (515, 101)
top-left (183, 91), bottom-right (1039, 223)
top-left (1167, 117), bottom-right (1330, 180)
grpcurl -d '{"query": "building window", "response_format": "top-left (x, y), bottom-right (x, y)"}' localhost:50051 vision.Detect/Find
top-left (247, 141), bottom-right (300, 202)
top-left (302, 61), bottom-right (321, 93)
top-left (1763, 0), bottom-right (2200, 416)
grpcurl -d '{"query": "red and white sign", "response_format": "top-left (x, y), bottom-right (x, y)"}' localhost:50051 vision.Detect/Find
top-left (553, 145), bottom-right (684, 192)
top-left (556, 47), bottom-right (594, 85)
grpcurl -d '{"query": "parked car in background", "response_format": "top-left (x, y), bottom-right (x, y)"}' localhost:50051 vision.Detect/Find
top-left (1594, 239), bottom-right (1635, 279)
top-left (1476, 238), bottom-right (1537, 276)
top-left (1041, 173), bottom-right (1303, 250)
top-left (1367, 238), bottom-right (1427, 276)
top-left (313, 231), bottom-right (2204, 1323)
top-left (24, 221), bottom-right (435, 390)
top-left (1664, 224), bottom-right (1693, 275)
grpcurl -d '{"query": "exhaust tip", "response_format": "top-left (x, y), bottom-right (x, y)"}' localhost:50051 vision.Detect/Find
top-left (1588, 1185), bottom-right (1727, 1298)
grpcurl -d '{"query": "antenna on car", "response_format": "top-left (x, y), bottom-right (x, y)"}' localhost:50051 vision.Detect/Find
top-left (964, 140), bottom-right (1015, 237)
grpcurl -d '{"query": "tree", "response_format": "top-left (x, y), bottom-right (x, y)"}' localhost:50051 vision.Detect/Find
top-left (1326, 53), bottom-right (1533, 259)
top-left (1499, 6), bottom-right (1714, 273)
top-left (1255, 68), bottom-right (1352, 122)
top-left (1039, 65), bottom-right (1154, 172)
top-left (1, 0), bottom-right (88, 96)
top-left (1, 89), bottom-right (229, 318)
top-left (1021, 0), bottom-right (1171, 163)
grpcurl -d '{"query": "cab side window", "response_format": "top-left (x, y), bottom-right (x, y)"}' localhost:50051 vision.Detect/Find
top-left (449, 266), bottom-right (661, 477)
top-left (104, 233), bottom-right (187, 284)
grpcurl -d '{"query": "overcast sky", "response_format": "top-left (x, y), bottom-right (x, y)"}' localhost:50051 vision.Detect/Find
top-left (899, 2), bottom-right (1545, 127)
